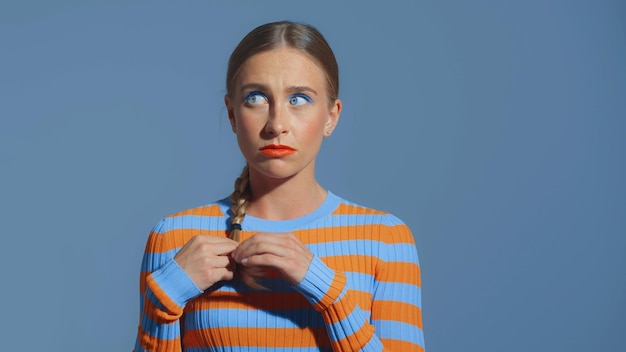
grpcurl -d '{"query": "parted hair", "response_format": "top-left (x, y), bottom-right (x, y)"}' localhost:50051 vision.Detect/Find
top-left (226, 21), bottom-right (339, 103)
top-left (226, 21), bottom-right (339, 288)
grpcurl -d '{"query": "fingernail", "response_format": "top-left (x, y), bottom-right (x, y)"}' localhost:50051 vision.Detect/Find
top-left (241, 258), bottom-right (248, 265)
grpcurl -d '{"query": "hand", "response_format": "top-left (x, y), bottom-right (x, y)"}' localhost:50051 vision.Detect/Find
top-left (231, 232), bottom-right (314, 285)
top-left (173, 235), bottom-right (239, 291)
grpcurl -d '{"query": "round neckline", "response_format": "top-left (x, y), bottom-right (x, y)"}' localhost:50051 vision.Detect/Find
top-left (220, 191), bottom-right (341, 232)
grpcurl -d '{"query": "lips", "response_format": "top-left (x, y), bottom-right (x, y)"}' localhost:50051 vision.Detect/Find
top-left (259, 144), bottom-right (296, 157)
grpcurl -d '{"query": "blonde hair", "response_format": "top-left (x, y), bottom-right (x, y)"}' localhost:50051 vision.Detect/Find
top-left (226, 21), bottom-right (339, 104)
top-left (228, 164), bottom-right (250, 243)
top-left (228, 164), bottom-right (265, 289)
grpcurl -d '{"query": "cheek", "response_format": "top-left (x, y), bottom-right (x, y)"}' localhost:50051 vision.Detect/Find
top-left (235, 112), bottom-right (263, 135)
top-left (299, 121), bottom-right (327, 147)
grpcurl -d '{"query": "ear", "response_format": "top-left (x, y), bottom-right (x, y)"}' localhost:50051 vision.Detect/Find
top-left (324, 99), bottom-right (342, 136)
top-left (224, 95), bottom-right (237, 133)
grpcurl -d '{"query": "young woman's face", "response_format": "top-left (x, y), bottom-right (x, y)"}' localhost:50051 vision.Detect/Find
top-left (225, 48), bottom-right (341, 181)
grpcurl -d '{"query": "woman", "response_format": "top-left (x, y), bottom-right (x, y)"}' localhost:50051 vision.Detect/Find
top-left (134, 21), bottom-right (424, 351)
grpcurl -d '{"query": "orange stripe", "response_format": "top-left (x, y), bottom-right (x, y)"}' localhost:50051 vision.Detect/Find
top-left (136, 325), bottom-right (181, 352)
top-left (351, 290), bottom-right (373, 312)
top-left (185, 291), bottom-right (312, 312)
top-left (332, 203), bottom-right (388, 215)
top-left (296, 225), bottom-right (415, 244)
top-left (321, 255), bottom-right (380, 273)
top-left (381, 338), bottom-right (425, 352)
top-left (185, 287), bottom-right (374, 316)
top-left (315, 271), bottom-right (346, 311)
top-left (372, 301), bottom-right (423, 329)
top-left (183, 327), bottom-right (329, 347)
top-left (381, 262), bottom-right (421, 286)
top-left (321, 255), bottom-right (420, 285)
top-left (144, 275), bottom-right (184, 322)
top-left (144, 230), bottom-right (229, 253)
top-left (332, 323), bottom-right (375, 350)
top-left (322, 289), bottom-right (358, 322)
top-left (166, 204), bottom-right (225, 217)
top-left (139, 272), bottom-right (147, 294)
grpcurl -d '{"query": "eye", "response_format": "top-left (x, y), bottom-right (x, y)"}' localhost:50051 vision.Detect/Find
top-left (244, 91), bottom-right (268, 105)
top-left (288, 94), bottom-right (312, 106)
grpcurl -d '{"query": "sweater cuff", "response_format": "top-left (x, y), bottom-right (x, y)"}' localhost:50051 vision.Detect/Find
top-left (150, 259), bottom-right (202, 308)
top-left (295, 256), bottom-right (346, 311)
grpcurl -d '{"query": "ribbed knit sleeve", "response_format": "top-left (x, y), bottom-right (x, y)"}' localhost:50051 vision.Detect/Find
top-left (372, 220), bottom-right (424, 351)
top-left (134, 219), bottom-right (202, 352)
top-left (295, 216), bottom-right (425, 351)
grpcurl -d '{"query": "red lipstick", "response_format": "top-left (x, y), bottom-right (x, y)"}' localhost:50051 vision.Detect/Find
top-left (259, 144), bottom-right (296, 157)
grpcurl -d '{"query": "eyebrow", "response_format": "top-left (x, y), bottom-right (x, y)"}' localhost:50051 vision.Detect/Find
top-left (239, 83), bottom-right (318, 96)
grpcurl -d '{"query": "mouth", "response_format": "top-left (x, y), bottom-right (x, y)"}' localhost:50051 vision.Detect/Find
top-left (259, 144), bottom-right (296, 157)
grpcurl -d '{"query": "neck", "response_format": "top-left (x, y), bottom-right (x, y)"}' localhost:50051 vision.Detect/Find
top-left (245, 168), bottom-right (327, 221)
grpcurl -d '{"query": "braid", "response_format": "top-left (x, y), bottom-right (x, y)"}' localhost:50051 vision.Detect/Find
top-left (228, 164), bottom-right (266, 290)
top-left (229, 164), bottom-right (250, 242)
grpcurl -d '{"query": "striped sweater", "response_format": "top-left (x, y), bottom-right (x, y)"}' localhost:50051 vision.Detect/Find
top-left (134, 192), bottom-right (424, 351)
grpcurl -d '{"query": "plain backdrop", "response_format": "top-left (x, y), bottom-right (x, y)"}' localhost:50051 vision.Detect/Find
top-left (1, 1), bottom-right (624, 351)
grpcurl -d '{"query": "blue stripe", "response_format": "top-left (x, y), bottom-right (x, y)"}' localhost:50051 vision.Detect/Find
top-left (139, 311), bottom-right (181, 340)
top-left (345, 272), bottom-right (375, 293)
top-left (381, 240), bottom-right (420, 264)
top-left (208, 278), bottom-right (297, 293)
top-left (154, 214), bottom-right (404, 234)
top-left (382, 214), bottom-right (406, 227)
top-left (360, 336), bottom-right (384, 351)
top-left (145, 286), bottom-right (169, 313)
top-left (183, 308), bottom-right (325, 330)
top-left (141, 249), bottom-right (178, 272)
top-left (307, 240), bottom-right (417, 260)
top-left (372, 320), bottom-right (425, 347)
top-left (320, 214), bottom-right (401, 229)
top-left (154, 215), bottom-right (229, 233)
top-left (327, 305), bottom-right (369, 342)
top-left (375, 282), bottom-right (422, 308)
top-left (333, 284), bottom-right (349, 305)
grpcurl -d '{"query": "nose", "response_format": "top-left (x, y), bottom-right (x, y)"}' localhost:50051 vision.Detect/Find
top-left (264, 103), bottom-right (289, 136)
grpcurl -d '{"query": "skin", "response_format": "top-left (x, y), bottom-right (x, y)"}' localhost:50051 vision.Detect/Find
top-left (175, 47), bottom-right (342, 289)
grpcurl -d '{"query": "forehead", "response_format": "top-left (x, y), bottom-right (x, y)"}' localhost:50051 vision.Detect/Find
top-left (236, 48), bottom-right (327, 90)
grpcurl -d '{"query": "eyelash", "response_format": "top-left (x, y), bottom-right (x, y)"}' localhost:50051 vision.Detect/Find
top-left (289, 94), bottom-right (313, 105)
top-left (244, 91), bottom-right (268, 104)
top-left (243, 91), bottom-right (313, 105)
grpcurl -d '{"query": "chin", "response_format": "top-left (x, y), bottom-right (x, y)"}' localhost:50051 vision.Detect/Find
top-left (255, 166), bottom-right (299, 180)
top-left (250, 159), bottom-right (314, 181)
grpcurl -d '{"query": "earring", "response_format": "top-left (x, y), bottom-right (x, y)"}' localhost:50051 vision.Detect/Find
top-left (326, 129), bottom-right (332, 135)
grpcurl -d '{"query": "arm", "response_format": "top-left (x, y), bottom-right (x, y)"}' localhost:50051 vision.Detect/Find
top-left (134, 220), bottom-right (203, 352)
top-left (294, 220), bottom-right (425, 351)
top-left (134, 219), bottom-right (239, 352)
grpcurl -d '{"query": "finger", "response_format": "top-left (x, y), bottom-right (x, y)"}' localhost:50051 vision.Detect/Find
top-left (240, 253), bottom-right (310, 285)
top-left (208, 242), bottom-right (239, 256)
top-left (188, 238), bottom-right (238, 255)
top-left (234, 236), bottom-right (306, 262)
top-left (189, 234), bottom-right (240, 246)
top-left (209, 255), bottom-right (233, 269)
top-left (239, 253), bottom-right (282, 267)
top-left (201, 235), bottom-right (240, 245)
top-left (211, 267), bottom-right (235, 282)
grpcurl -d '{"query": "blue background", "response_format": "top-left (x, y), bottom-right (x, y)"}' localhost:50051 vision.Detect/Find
top-left (1, 1), bottom-right (624, 351)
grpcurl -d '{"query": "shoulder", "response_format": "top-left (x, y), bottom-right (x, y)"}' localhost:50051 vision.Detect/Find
top-left (149, 197), bottom-right (231, 238)
top-left (330, 193), bottom-right (414, 243)
top-left (331, 193), bottom-right (406, 226)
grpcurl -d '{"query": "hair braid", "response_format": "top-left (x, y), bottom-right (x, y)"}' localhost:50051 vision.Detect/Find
top-left (228, 164), bottom-right (265, 289)
top-left (229, 164), bottom-right (250, 242)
